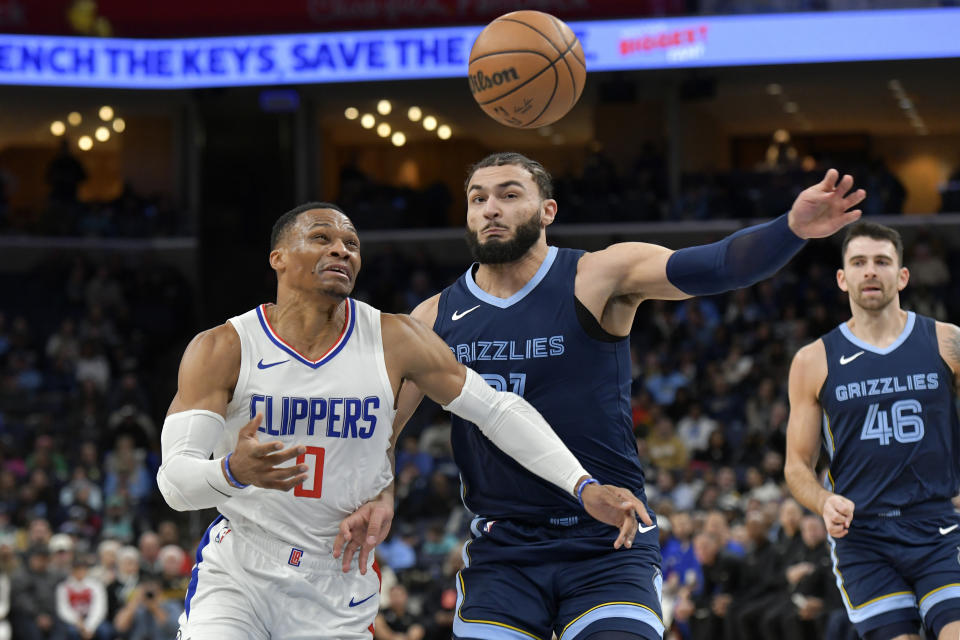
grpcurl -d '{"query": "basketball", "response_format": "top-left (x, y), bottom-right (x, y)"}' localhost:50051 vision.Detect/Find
top-left (468, 10), bottom-right (586, 129)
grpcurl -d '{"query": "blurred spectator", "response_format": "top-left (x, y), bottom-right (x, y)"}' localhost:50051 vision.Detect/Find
top-left (725, 510), bottom-right (783, 640)
top-left (12, 545), bottom-right (65, 639)
top-left (157, 544), bottom-right (189, 602)
top-left (46, 319), bottom-right (80, 364)
top-left (420, 545), bottom-right (462, 640)
top-left (49, 533), bottom-right (75, 578)
top-left (909, 242), bottom-right (950, 289)
top-left (55, 554), bottom-right (110, 640)
top-left (375, 584), bottom-right (426, 640)
top-left (103, 436), bottom-right (152, 508)
top-left (136, 532), bottom-right (161, 575)
top-left (100, 494), bottom-right (135, 544)
top-left (676, 402), bottom-right (717, 457)
top-left (0, 541), bottom-right (13, 640)
top-left (378, 525), bottom-right (418, 573)
top-left (647, 416), bottom-right (689, 472)
top-left (46, 140), bottom-right (87, 207)
top-left (676, 532), bottom-right (740, 640)
top-left (74, 342), bottom-right (111, 393)
top-left (762, 516), bottom-right (839, 640)
top-left (112, 575), bottom-right (180, 640)
top-left (105, 546), bottom-right (140, 623)
top-left (89, 540), bottom-right (120, 587)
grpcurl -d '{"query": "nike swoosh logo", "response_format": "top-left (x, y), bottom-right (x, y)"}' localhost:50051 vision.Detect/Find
top-left (638, 524), bottom-right (657, 534)
top-left (257, 359), bottom-right (289, 369)
top-left (348, 593), bottom-right (377, 607)
top-left (940, 524), bottom-right (958, 535)
top-left (840, 351), bottom-right (865, 365)
top-left (205, 479), bottom-right (230, 498)
top-left (451, 305), bottom-right (481, 321)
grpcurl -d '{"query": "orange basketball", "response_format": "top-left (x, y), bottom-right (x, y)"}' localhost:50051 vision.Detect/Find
top-left (468, 10), bottom-right (586, 129)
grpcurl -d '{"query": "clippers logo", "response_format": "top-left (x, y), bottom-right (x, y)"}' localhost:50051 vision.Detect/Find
top-left (215, 527), bottom-right (231, 543)
top-left (289, 547), bottom-right (304, 567)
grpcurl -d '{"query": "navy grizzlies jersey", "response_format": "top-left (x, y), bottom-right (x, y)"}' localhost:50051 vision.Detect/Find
top-left (433, 246), bottom-right (646, 521)
top-left (819, 312), bottom-right (960, 517)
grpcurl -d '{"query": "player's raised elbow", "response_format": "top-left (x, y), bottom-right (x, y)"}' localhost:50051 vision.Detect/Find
top-left (156, 466), bottom-right (194, 512)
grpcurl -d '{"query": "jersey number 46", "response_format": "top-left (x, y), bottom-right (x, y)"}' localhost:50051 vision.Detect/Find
top-left (860, 400), bottom-right (924, 446)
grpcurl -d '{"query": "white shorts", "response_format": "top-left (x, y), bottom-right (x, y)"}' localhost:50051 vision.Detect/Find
top-left (179, 516), bottom-right (380, 640)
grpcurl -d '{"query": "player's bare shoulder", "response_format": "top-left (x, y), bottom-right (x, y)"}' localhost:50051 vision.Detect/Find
top-left (790, 338), bottom-right (828, 393)
top-left (935, 320), bottom-right (960, 376)
top-left (170, 322), bottom-right (242, 411)
top-left (410, 293), bottom-right (441, 326)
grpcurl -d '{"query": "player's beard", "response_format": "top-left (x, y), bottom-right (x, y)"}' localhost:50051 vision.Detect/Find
top-left (852, 282), bottom-right (895, 310)
top-left (465, 210), bottom-right (541, 264)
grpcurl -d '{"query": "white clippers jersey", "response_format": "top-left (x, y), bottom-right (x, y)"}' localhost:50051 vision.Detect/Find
top-left (217, 299), bottom-right (395, 553)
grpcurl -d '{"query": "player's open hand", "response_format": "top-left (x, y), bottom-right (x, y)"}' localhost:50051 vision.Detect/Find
top-left (822, 493), bottom-right (855, 538)
top-left (226, 414), bottom-right (309, 490)
top-left (787, 169), bottom-right (865, 239)
top-left (581, 483), bottom-right (653, 549)
top-left (333, 490), bottom-right (394, 574)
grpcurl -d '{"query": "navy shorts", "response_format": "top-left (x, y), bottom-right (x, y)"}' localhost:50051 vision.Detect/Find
top-left (452, 516), bottom-right (663, 640)
top-left (831, 512), bottom-right (960, 636)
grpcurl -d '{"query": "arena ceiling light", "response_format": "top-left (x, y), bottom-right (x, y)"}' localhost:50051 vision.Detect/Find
top-left (377, 122), bottom-right (391, 137)
top-left (68, 111), bottom-right (82, 126)
top-left (422, 115), bottom-right (437, 131)
top-left (344, 107), bottom-right (359, 120)
top-left (360, 113), bottom-right (375, 129)
top-left (391, 131), bottom-right (406, 147)
top-left (50, 120), bottom-right (66, 136)
top-left (437, 124), bottom-right (451, 140)
top-left (407, 106), bottom-right (422, 121)
top-left (377, 99), bottom-right (392, 115)
top-left (99, 105), bottom-right (114, 120)
top-left (112, 117), bottom-right (125, 132)
top-left (95, 126), bottom-right (110, 142)
top-left (78, 135), bottom-right (93, 150)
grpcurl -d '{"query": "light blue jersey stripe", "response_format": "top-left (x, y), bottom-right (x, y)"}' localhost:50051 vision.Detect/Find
top-left (560, 603), bottom-right (664, 639)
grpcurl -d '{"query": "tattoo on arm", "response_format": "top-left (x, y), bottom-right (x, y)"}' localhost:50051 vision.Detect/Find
top-left (948, 325), bottom-right (960, 378)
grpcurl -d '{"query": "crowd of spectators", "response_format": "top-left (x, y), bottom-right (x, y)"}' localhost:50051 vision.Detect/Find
top-left (0, 178), bottom-right (957, 639)
top-left (0, 254), bottom-right (194, 638)
top-left (335, 148), bottom-right (924, 230)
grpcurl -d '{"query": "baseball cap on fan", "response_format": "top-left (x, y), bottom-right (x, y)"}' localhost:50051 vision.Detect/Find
top-left (49, 533), bottom-right (74, 553)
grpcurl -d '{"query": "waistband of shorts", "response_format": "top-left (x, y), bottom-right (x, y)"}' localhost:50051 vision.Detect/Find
top-left (857, 499), bottom-right (954, 520)
top-left (221, 518), bottom-right (344, 573)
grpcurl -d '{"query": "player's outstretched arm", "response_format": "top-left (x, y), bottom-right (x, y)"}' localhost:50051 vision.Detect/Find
top-left (385, 313), bottom-right (652, 548)
top-left (784, 340), bottom-right (854, 538)
top-left (157, 325), bottom-right (308, 512)
top-left (582, 169), bottom-right (866, 302)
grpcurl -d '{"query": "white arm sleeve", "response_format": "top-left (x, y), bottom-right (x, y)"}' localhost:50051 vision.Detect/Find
top-left (157, 409), bottom-right (246, 511)
top-left (442, 368), bottom-right (589, 495)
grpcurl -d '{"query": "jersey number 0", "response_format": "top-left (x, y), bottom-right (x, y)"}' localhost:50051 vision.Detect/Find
top-left (293, 446), bottom-right (325, 498)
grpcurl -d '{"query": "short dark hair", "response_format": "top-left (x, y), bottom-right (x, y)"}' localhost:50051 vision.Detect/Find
top-left (465, 152), bottom-right (553, 200)
top-left (841, 221), bottom-right (904, 266)
top-left (270, 201), bottom-right (346, 249)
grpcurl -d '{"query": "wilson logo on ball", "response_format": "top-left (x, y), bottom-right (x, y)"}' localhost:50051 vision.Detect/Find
top-left (468, 68), bottom-right (520, 95)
